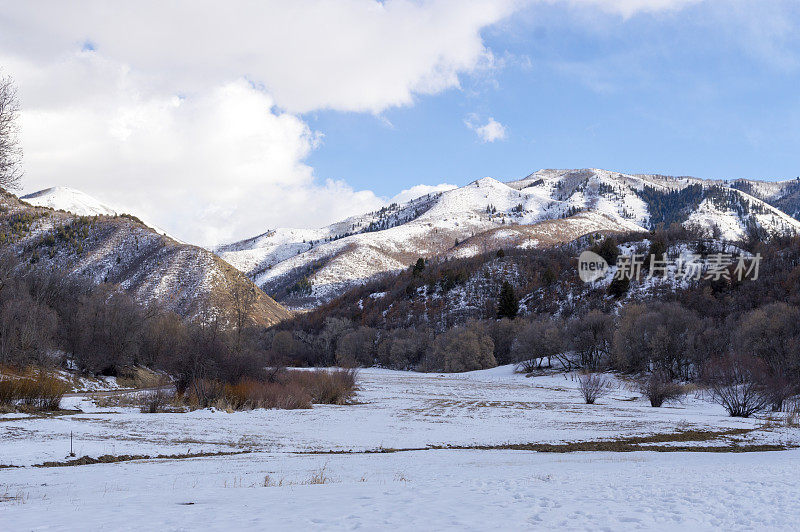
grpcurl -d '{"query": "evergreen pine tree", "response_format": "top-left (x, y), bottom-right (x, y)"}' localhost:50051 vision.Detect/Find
top-left (412, 257), bottom-right (426, 277)
top-left (496, 281), bottom-right (519, 320)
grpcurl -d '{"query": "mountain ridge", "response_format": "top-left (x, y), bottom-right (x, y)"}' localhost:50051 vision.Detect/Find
top-left (219, 168), bottom-right (800, 310)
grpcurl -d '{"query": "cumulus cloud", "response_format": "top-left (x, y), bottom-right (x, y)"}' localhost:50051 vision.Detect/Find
top-left (390, 183), bottom-right (458, 204)
top-left (0, 0), bottom-right (516, 114)
top-left (465, 115), bottom-right (508, 143)
top-left (1, 0), bottom-right (516, 245)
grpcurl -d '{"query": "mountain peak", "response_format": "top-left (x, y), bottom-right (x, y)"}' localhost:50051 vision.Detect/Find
top-left (21, 186), bottom-right (118, 217)
top-left (21, 186), bottom-right (178, 241)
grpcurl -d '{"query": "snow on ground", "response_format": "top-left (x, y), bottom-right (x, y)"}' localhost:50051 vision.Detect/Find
top-left (2, 367), bottom-right (799, 530)
top-left (4, 449), bottom-right (800, 530)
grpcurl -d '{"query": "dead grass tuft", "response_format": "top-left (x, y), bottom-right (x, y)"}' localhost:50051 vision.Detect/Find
top-left (304, 464), bottom-right (333, 485)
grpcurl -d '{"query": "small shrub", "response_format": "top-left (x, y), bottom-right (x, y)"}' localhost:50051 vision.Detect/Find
top-left (305, 464), bottom-right (332, 485)
top-left (577, 372), bottom-right (614, 404)
top-left (636, 371), bottom-right (685, 407)
top-left (140, 389), bottom-right (171, 413)
top-left (703, 355), bottom-right (771, 418)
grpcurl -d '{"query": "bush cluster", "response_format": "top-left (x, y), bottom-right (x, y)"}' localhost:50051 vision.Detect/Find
top-left (0, 373), bottom-right (68, 411)
top-left (182, 369), bottom-right (357, 411)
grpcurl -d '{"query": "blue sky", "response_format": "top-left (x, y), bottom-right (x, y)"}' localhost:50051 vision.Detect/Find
top-left (306, 1), bottom-right (800, 197)
top-left (3, 0), bottom-right (799, 244)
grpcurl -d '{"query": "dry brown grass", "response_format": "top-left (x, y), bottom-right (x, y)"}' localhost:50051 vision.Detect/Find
top-left (115, 367), bottom-right (170, 389)
top-left (224, 379), bottom-right (312, 410)
top-left (0, 373), bottom-right (68, 411)
top-left (32, 450), bottom-right (249, 468)
top-left (304, 427), bottom-right (787, 455)
top-left (304, 464), bottom-right (333, 485)
top-left (180, 369), bottom-right (358, 411)
top-left (290, 369), bottom-right (358, 405)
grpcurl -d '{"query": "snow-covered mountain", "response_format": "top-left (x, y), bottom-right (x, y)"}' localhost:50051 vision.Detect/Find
top-left (21, 186), bottom-right (118, 216)
top-left (2, 190), bottom-right (290, 326)
top-left (220, 168), bottom-right (800, 311)
top-left (21, 186), bottom-right (178, 241)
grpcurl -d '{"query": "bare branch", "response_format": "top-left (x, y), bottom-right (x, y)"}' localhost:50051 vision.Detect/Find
top-left (0, 72), bottom-right (23, 190)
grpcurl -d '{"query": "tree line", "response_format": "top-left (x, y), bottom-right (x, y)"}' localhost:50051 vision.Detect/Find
top-left (0, 251), bottom-right (286, 391)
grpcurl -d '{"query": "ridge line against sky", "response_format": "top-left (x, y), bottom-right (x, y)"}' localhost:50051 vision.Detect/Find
top-left (1, 0), bottom-right (798, 246)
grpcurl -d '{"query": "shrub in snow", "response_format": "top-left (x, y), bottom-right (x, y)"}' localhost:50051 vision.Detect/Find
top-left (181, 369), bottom-right (358, 411)
top-left (703, 355), bottom-right (771, 418)
top-left (0, 374), bottom-right (67, 411)
top-left (577, 372), bottom-right (614, 404)
top-left (140, 389), bottom-right (171, 413)
top-left (636, 370), bottom-right (685, 407)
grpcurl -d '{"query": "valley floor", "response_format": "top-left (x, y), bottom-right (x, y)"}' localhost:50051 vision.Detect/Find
top-left (2, 367), bottom-right (799, 530)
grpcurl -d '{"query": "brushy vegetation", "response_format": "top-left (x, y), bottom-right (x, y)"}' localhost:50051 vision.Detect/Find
top-left (181, 369), bottom-right (357, 411)
top-left (636, 370), bottom-right (686, 407)
top-left (0, 373), bottom-right (68, 411)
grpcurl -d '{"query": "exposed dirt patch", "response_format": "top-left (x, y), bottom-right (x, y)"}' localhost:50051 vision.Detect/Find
top-left (302, 427), bottom-right (790, 455)
top-left (31, 450), bottom-right (250, 468)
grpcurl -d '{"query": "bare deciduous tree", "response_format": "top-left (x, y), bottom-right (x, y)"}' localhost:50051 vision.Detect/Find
top-left (227, 280), bottom-right (258, 354)
top-left (577, 372), bottom-right (614, 404)
top-left (568, 310), bottom-right (614, 371)
top-left (335, 326), bottom-right (377, 367)
top-left (0, 73), bottom-right (22, 190)
top-left (511, 317), bottom-right (566, 372)
top-left (425, 326), bottom-right (496, 373)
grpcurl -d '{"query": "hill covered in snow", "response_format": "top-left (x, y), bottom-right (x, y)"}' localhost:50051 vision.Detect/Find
top-left (21, 186), bottom-right (178, 241)
top-left (220, 168), bottom-right (800, 310)
top-left (1, 189), bottom-right (290, 326)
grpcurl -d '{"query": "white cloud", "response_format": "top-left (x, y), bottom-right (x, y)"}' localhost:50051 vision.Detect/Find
top-left (559, 0), bottom-right (702, 17)
top-left (0, 0), bottom-right (516, 114)
top-left (1, 0), bottom-right (517, 245)
top-left (14, 50), bottom-right (385, 245)
top-left (390, 183), bottom-right (458, 204)
top-left (465, 115), bottom-right (508, 143)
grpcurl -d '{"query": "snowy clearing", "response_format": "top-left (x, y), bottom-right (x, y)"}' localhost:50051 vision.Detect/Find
top-left (2, 366), bottom-right (799, 530)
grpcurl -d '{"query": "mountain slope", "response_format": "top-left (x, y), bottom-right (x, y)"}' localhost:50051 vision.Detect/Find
top-left (1, 190), bottom-right (290, 326)
top-left (729, 178), bottom-right (800, 220)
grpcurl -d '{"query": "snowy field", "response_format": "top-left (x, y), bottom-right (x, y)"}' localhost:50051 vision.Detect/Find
top-left (2, 366), bottom-right (800, 530)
